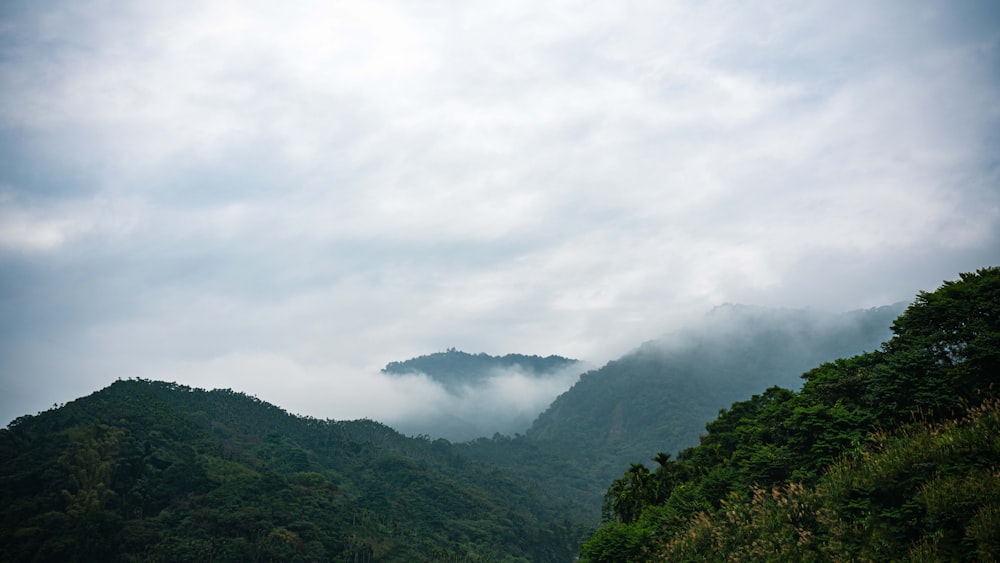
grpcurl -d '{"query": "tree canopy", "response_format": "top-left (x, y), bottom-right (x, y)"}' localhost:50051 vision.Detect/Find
top-left (3, 267), bottom-right (996, 561)
top-left (0, 380), bottom-right (586, 562)
top-left (581, 267), bottom-right (1000, 561)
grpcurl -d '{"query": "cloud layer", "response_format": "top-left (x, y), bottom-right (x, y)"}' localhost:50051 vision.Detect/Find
top-left (1, 1), bottom-right (998, 426)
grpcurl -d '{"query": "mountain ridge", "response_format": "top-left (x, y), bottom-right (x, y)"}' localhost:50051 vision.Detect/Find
top-left (0, 378), bottom-right (587, 562)
top-left (382, 349), bottom-right (580, 389)
top-left (458, 303), bottom-right (906, 519)
top-left (0, 299), bottom-right (943, 560)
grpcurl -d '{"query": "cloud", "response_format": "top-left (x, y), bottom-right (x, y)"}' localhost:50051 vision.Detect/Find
top-left (380, 363), bottom-right (590, 441)
top-left (1, 0), bottom-right (998, 426)
top-left (120, 352), bottom-right (588, 442)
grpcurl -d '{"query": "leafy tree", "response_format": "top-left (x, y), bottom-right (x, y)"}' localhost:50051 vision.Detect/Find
top-left (59, 424), bottom-right (123, 519)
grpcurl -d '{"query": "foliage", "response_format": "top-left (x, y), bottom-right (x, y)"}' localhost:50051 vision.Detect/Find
top-left (4, 267), bottom-right (994, 561)
top-left (652, 402), bottom-right (1000, 561)
top-left (458, 304), bottom-right (901, 519)
top-left (582, 267), bottom-right (1000, 561)
top-left (0, 380), bottom-right (587, 562)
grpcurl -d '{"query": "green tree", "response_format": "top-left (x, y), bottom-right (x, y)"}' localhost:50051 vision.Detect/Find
top-left (60, 424), bottom-right (123, 518)
top-left (870, 266), bottom-right (1000, 422)
top-left (583, 267), bottom-right (1000, 561)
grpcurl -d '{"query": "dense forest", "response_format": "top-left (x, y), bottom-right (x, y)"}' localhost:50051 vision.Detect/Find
top-left (580, 267), bottom-right (999, 561)
top-left (456, 303), bottom-right (902, 519)
top-left (0, 381), bottom-right (586, 561)
top-left (1, 267), bottom-right (996, 561)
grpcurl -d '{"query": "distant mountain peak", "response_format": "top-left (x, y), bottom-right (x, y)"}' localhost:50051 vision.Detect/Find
top-left (382, 350), bottom-right (579, 390)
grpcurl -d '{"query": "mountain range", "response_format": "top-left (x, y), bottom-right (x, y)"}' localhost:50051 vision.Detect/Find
top-left (456, 303), bottom-right (906, 518)
top-left (3, 268), bottom-right (997, 561)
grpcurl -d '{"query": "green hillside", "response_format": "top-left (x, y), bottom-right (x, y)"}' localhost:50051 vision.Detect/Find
top-left (581, 267), bottom-right (1000, 561)
top-left (0, 381), bottom-right (586, 562)
top-left (457, 304), bottom-right (902, 519)
top-left (3, 268), bottom-right (996, 561)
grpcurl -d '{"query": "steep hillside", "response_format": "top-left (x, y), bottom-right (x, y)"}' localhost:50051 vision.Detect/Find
top-left (459, 304), bottom-right (904, 519)
top-left (0, 380), bottom-right (587, 562)
top-left (582, 267), bottom-right (1000, 561)
top-left (531, 304), bottom-right (904, 446)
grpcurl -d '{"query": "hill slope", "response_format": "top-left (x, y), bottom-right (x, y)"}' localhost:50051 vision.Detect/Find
top-left (459, 304), bottom-right (904, 519)
top-left (0, 380), bottom-right (586, 562)
top-left (581, 267), bottom-right (1000, 561)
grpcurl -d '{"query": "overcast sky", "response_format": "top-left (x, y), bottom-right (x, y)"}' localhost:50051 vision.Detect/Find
top-left (1, 1), bottom-right (998, 428)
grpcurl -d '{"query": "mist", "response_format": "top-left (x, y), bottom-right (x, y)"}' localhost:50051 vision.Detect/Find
top-left (111, 351), bottom-right (586, 443)
top-left (2, 1), bottom-right (998, 429)
top-left (380, 363), bottom-right (591, 442)
top-left (642, 303), bottom-right (907, 394)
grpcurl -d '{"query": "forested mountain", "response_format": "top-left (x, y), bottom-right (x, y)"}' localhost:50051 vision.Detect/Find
top-left (382, 350), bottom-right (579, 391)
top-left (581, 267), bottom-right (1000, 561)
top-left (0, 380), bottom-right (586, 562)
top-left (458, 304), bottom-right (903, 519)
top-left (3, 268), bottom-right (995, 562)
top-left (380, 350), bottom-right (585, 442)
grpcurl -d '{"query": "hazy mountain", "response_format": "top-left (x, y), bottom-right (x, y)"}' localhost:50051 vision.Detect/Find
top-left (4, 272), bottom-right (994, 561)
top-left (460, 303), bottom-right (907, 518)
top-left (581, 267), bottom-right (1000, 561)
top-left (530, 303), bottom-right (906, 444)
top-left (383, 349), bottom-right (580, 391)
top-left (380, 350), bottom-right (587, 442)
top-left (3, 266), bottom-right (995, 561)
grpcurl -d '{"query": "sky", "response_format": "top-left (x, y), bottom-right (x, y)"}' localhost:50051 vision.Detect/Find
top-left (1, 0), bottom-right (998, 430)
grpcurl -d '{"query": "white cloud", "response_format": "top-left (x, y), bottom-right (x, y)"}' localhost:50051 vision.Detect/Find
top-left (155, 352), bottom-right (450, 422)
top-left (0, 210), bottom-right (71, 251)
top-left (1, 0), bottom-right (998, 427)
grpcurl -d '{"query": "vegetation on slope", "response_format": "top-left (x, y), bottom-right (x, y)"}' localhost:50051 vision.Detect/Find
top-left (458, 304), bottom-right (902, 518)
top-left (0, 380), bottom-right (586, 562)
top-left (4, 266), bottom-right (993, 561)
top-left (581, 267), bottom-right (1000, 561)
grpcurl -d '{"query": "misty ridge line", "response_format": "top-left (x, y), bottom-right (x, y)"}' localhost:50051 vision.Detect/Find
top-left (376, 349), bottom-right (591, 442)
top-left (130, 302), bottom-right (903, 444)
top-left (3, 269), bottom-right (996, 562)
top-left (2, 0), bottom-right (997, 449)
top-left (0, 301), bottom-right (904, 446)
top-left (336, 302), bottom-right (906, 443)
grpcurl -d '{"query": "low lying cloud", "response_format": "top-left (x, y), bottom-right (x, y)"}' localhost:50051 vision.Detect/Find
top-left (146, 353), bottom-right (588, 442)
top-left (382, 364), bottom-right (590, 441)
